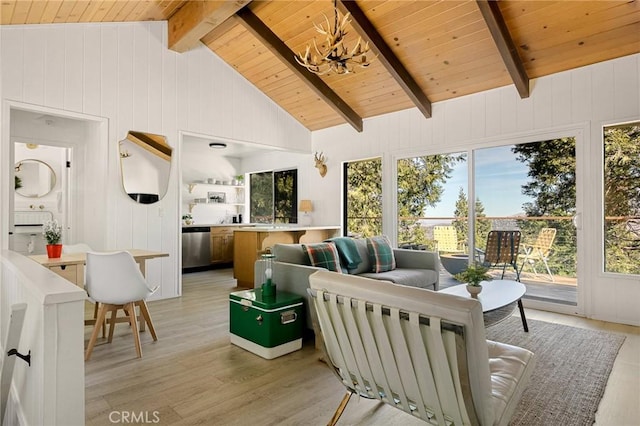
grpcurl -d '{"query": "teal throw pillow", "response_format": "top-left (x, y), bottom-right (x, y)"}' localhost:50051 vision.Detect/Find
top-left (325, 237), bottom-right (362, 270)
top-left (366, 236), bottom-right (396, 273)
top-left (303, 242), bottom-right (343, 273)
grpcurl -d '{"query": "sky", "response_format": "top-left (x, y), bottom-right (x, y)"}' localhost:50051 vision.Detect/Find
top-left (425, 145), bottom-right (533, 219)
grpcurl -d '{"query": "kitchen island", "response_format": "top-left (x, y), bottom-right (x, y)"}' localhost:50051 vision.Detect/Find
top-left (233, 226), bottom-right (340, 288)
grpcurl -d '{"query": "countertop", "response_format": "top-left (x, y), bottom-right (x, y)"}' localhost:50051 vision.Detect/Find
top-left (182, 224), bottom-right (341, 231)
top-left (182, 224), bottom-right (252, 229)
top-left (233, 225), bottom-right (341, 232)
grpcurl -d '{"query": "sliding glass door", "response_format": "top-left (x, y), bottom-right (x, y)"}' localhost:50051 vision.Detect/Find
top-left (473, 139), bottom-right (577, 305)
top-left (396, 137), bottom-right (579, 307)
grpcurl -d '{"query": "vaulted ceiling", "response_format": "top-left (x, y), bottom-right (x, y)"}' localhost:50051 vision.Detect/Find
top-left (3, 1), bottom-right (640, 132)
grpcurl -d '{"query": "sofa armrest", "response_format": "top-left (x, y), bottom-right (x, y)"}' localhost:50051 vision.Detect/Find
top-left (393, 248), bottom-right (439, 270)
top-left (393, 248), bottom-right (440, 290)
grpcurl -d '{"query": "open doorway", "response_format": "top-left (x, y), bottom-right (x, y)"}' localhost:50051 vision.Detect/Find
top-left (12, 142), bottom-right (71, 255)
top-left (5, 103), bottom-right (109, 254)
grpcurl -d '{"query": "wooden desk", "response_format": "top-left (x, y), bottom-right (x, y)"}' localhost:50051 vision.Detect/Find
top-left (29, 249), bottom-right (169, 286)
top-left (31, 249), bottom-right (168, 333)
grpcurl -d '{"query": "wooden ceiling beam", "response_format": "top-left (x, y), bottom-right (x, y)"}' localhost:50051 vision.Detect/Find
top-left (169, 0), bottom-right (252, 53)
top-left (337, 0), bottom-right (432, 119)
top-left (476, 0), bottom-right (530, 98)
top-left (235, 7), bottom-right (363, 132)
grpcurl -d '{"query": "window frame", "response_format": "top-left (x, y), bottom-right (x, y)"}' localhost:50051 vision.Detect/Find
top-left (342, 157), bottom-right (383, 238)
top-left (249, 168), bottom-right (298, 224)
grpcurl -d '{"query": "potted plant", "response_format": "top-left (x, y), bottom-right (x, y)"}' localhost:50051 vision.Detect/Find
top-left (43, 219), bottom-right (63, 258)
top-left (182, 214), bottom-right (193, 225)
top-left (454, 263), bottom-right (492, 298)
top-left (234, 174), bottom-right (244, 186)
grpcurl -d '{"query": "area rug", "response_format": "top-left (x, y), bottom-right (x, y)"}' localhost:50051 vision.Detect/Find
top-left (486, 317), bottom-right (625, 426)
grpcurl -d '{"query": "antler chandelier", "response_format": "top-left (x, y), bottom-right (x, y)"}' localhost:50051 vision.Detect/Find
top-left (295, 0), bottom-right (373, 75)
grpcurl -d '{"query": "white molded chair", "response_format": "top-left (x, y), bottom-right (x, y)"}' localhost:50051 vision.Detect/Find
top-left (84, 251), bottom-right (158, 360)
top-left (308, 270), bottom-right (536, 426)
top-left (62, 243), bottom-right (106, 336)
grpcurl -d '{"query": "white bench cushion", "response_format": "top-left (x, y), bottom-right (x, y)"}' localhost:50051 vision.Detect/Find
top-left (488, 340), bottom-right (536, 426)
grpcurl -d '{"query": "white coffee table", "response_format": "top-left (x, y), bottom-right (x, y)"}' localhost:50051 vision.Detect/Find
top-left (439, 279), bottom-right (529, 332)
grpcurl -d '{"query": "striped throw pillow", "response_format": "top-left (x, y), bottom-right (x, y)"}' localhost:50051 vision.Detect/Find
top-left (367, 236), bottom-right (396, 273)
top-left (303, 242), bottom-right (343, 273)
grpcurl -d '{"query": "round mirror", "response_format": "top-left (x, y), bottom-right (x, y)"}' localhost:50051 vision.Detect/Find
top-left (119, 131), bottom-right (172, 204)
top-left (14, 159), bottom-right (57, 198)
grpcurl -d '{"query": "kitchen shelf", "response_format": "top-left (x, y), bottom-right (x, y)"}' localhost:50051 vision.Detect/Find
top-left (188, 201), bottom-right (245, 213)
top-left (188, 182), bottom-right (244, 193)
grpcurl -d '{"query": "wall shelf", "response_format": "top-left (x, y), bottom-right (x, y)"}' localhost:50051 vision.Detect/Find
top-left (188, 182), bottom-right (244, 193)
top-left (186, 181), bottom-right (245, 213)
top-left (188, 201), bottom-right (245, 213)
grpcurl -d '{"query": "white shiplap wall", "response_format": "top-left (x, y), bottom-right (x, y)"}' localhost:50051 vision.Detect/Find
top-left (0, 22), bottom-right (311, 299)
top-left (1, 250), bottom-right (86, 426)
top-left (310, 54), bottom-right (640, 326)
top-left (1, 22), bottom-right (637, 325)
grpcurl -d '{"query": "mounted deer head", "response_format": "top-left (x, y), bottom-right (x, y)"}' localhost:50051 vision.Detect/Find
top-left (314, 152), bottom-right (327, 177)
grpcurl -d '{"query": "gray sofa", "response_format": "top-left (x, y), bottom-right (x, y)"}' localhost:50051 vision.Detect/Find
top-left (253, 238), bottom-right (439, 330)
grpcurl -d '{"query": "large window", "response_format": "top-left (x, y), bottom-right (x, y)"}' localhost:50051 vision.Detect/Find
top-left (603, 122), bottom-right (640, 275)
top-left (249, 169), bottom-right (297, 224)
top-left (344, 158), bottom-right (382, 237)
top-left (396, 153), bottom-right (467, 250)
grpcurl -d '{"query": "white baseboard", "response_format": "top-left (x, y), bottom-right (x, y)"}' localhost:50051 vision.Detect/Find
top-left (230, 335), bottom-right (302, 359)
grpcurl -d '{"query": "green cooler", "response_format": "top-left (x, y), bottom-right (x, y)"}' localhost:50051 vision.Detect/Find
top-left (229, 289), bottom-right (304, 359)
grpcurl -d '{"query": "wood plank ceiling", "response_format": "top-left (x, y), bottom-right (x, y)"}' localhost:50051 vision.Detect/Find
top-left (2, 1), bottom-right (639, 132)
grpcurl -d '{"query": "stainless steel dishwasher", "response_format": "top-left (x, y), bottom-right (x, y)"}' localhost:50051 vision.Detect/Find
top-left (182, 226), bottom-right (211, 271)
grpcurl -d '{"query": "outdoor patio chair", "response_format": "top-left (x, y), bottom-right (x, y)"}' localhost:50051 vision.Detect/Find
top-left (433, 225), bottom-right (465, 253)
top-left (520, 227), bottom-right (557, 282)
top-left (307, 270), bottom-right (536, 426)
top-left (476, 230), bottom-right (522, 280)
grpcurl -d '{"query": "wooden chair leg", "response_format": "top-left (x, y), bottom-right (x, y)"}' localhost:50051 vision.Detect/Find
top-left (137, 300), bottom-right (157, 341)
top-left (328, 391), bottom-right (353, 426)
top-left (108, 308), bottom-right (118, 343)
top-left (92, 302), bottom-right (106, 338)
top-left (138, 303), bottom-right (146, 332)
top-left (125, 302), bottom-right (142, 358)
top-left (85, 303), bottom-right (109, 361)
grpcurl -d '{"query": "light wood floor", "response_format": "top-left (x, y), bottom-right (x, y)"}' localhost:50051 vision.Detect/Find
top-left (85, 269), bottom-right (639, 426)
